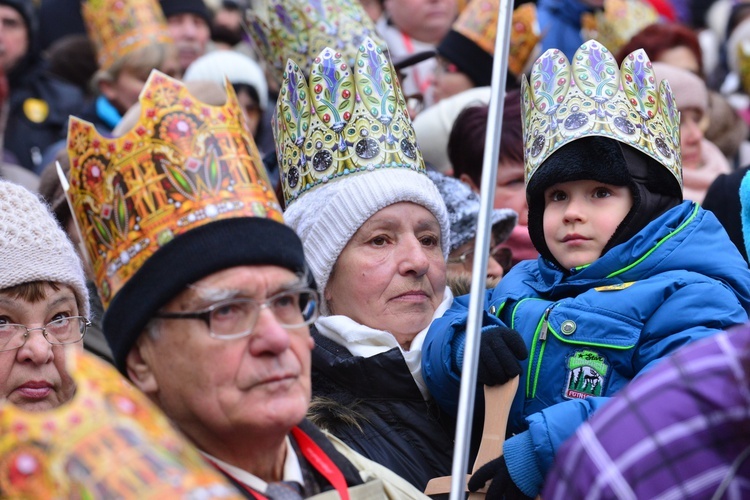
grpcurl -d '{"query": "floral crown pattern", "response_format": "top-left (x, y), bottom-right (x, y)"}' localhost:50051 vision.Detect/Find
top-left (82, 0), bottom-right (173, 72)
top-left (275, 37), bottom-right (425, 207)
top-left (66, 71), bottom-right (283, 309)
top-left (245, 0), bottom-right (385, 84)
top-left (522, 40), bottom-right (682, 188)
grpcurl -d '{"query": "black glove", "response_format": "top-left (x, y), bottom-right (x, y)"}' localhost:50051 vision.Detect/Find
top-left (476, 326), bottom-right (528, 386)
top-left (468, 455), bottom-right (532, 499)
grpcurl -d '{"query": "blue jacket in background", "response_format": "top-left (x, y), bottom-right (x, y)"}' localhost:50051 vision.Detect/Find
top-left (422, 202), bottom-right (750, 496)
top-left (537, 0), bottom-right (597, 60)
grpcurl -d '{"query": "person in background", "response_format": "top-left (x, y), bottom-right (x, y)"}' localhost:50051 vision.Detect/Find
top-left (0, 179), bottom-right (89, 412)
top-left (447, 90), bottom-right (536, 267)
top-left (65, 70), bottom-right (426, 499)
top-left (652, 62), bottom-right (731, 204)
top-left (79, 0), bottom-right (178, 135)
top-left (428, 170), bottom-right (517, 292)
top-left (543, 322), bottom-right (750, 499)
top-left (422, 40), bottom-right (750, 499)
top-left (3, 0), bottom-right (86, 173)
top-left (377, 0), bottom-right (458, 107)
top-left (183, 50), bottom-right (269, 151)
top-left (159, 0), bottom-right (212, 74)
top-left (433, 0), bottom-right (540, 102)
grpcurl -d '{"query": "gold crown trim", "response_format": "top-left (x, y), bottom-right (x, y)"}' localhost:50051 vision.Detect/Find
top-left (66, 71), bottom-right (283, 309)
top-left (82, 0), bottom-right (173, 71)
top-left (245, 0), bottom-right (385, 83)
top-left (522, 40), bottom-right (682, 187)
top-left (275, 37), bottom-right (425, 207)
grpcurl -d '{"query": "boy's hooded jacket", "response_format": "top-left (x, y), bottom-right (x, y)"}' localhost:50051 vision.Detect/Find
top-left (422, 201), bottom-right (750, 496)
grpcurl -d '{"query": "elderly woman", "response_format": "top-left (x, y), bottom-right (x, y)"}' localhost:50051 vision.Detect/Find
top-left (0, 180), bottom-right (89, 411)
top-left (276, 41), bottom-right (525, 490)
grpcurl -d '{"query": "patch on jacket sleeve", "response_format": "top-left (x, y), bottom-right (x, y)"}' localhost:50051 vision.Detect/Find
top-left (563, 350), bottom-right (610, 399)
top-left (594, 281), bottom-right (635, 292)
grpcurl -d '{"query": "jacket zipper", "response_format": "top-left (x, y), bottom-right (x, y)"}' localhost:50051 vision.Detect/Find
top-left (525, 304), bottom-right (554, 398)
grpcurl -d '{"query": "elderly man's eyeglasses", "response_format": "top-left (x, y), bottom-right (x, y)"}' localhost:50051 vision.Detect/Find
top-left (154, 288), bottom-right (320, 340)
top-left (0, 316), bottom-right (90, 352)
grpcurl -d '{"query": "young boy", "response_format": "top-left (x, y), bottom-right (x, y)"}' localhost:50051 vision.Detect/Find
top-left (422, 40), bottom-right (750, 498)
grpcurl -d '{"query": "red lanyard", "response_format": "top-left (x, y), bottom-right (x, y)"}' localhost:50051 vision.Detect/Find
top-left (210, 426), bottom-right (350, 500)
top-left (401, 32), bottom-right (431, 95)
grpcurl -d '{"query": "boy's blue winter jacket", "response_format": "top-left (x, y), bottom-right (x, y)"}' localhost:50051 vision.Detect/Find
top-left (422, 202), bottom-right (750, 496)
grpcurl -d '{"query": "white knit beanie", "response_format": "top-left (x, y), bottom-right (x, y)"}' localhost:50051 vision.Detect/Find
top-left (183, 50), bottom-right (269, 111)
top-left (284, 168), bottom-right (450, 313)
top-left (0, 180), bottom-right (89, 317)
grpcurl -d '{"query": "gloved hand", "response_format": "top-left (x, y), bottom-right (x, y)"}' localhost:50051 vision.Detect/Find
top-left (468, 455), bottom-right (532, 499)
top-left (476, 326), bottom-right (528, 386)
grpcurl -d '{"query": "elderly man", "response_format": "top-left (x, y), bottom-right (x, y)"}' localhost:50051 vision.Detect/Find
top-left (64, 71), bottom-right (425, 499)
top-left (159, 0), bottom-right (212, 73)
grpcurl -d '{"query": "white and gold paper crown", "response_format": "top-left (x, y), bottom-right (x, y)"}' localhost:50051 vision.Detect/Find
top-left (522, 40), bottom-right (682, 187)
top-left (245, 0), bottom-right (385, 83)
top-left (275, 37), bottom-right (425, 207)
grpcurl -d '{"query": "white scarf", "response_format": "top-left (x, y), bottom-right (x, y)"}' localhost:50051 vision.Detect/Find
top-left (314, 287), bottom-right (454, 400)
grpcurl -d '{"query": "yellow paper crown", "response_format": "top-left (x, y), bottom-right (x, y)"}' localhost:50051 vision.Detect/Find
top-left (522, 40), bottom-right (682, 188)
top-left (82, 0), bottom-right (174, 72)
top-left (737, 40), bottom-right (750, 95)
top-left (0, 352), bottom-right (242, 498)
top-left (451, 0), bottom-right (541, 77)
top-left (66, 70), bottom-right (283, 309)
top-left (275, 38), bottom-right (425, 207)
top-left (580, 0), bottom-right (658, 56)
top-left (245, 0), bottom-right (386, 83)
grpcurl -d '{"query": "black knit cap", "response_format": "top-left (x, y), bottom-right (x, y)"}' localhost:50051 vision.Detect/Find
top-left (437, 29), bottom-right (493, 87)
top-left (159, 0), bottom-right (212, 26)
top-left (103, 216), bottom-right (309, 375)
top-left (526, 136), bottom-right (682, 271)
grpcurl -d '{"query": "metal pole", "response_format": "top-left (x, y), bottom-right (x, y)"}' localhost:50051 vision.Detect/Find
top-left (449, 0), bottom-right (515, 497)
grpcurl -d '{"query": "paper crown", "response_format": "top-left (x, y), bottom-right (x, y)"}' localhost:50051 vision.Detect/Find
top-left (275, 37), bottom-right (425, 207)
top-left (452, 0), bottom-right (540, 76)
top-left (580, 0), bottom-right (658, 56)
top-left (245, 0), bottom-right (386, 83)
top-left (0, 351), bottom-right (242, 498)
top-left (82, 0), bottom-right (173, 72)
top-left (66, 70), bottom-right (283, 309)
top-left (521, 40), bottom-right (682, 187)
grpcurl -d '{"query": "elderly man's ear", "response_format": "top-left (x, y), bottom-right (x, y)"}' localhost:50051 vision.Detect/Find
top-left (126, 336), bottom-right (158, 394)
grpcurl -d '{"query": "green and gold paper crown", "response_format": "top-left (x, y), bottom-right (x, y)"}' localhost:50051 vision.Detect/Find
top-left (66, 71), bottom-right (283, 309)
top-left (275, 37), bottom-right (425, 207)
top-left (580, 0), bottom-right (658, 56)
top-left (522, 40), bottom-right (682, 187)
top-left (82, 0), bottom-right (173, 72)
top-left (245, 0), bottom-right (386, 83)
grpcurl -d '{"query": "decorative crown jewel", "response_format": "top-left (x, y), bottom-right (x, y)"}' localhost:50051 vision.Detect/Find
top-left (245, 0), bottom-right (386, 83)
top-left (82, 0), bottom-right (173, 72)
top-left (522, 39), bottom-right (682, 188)
top-left (275, 37), bottom-right (425, 207)
top-left (580, 0), bottom-right (658, 56)
top-left (0, 352), bottom-right (242, 497)
top-left (66, 70), bottom-right (283, 309)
